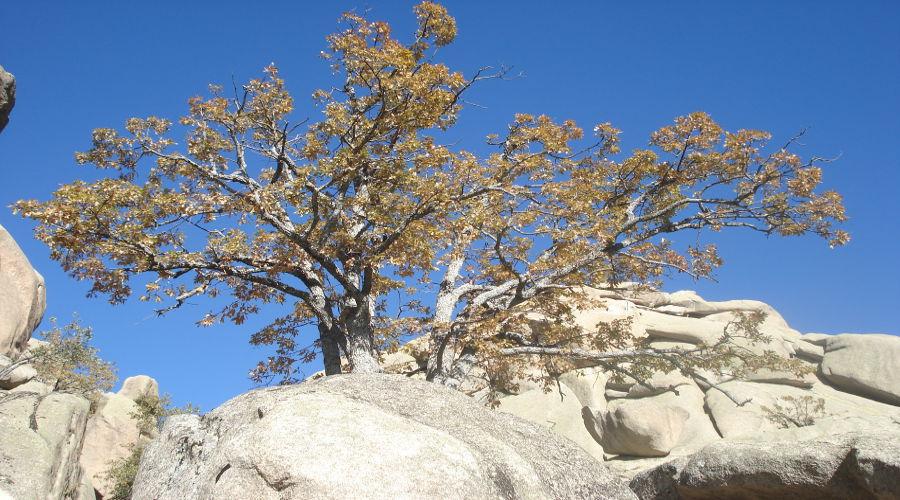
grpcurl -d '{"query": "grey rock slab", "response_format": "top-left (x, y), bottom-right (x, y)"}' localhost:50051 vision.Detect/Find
top-left (630, 432), bottom-right (900, 500)
top-left (0, 390), bottom-right (92, 499)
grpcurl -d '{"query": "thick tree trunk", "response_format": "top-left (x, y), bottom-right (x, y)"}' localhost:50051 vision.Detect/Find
top-left (425, 333), bottom-right (450, 382)
top-left (346, 338), bottom-right (381, 374)
top-left (344, 296), bottom-right (383, 374)
top-left (319, 324), bottom-right (344, 375)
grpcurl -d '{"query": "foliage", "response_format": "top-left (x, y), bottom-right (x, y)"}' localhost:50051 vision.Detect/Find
top-left (762, 395), bottom-right (827, 428)
top-left (14, 2), bottom-right (848, 388)
top-left (29, 317), bottom-right (117, 400)
top-left (101, 444), bottom-right (143, 500)
top-left (483, 310), bottom-right (813, 406)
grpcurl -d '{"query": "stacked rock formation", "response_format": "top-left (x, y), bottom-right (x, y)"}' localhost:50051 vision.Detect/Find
top-left (1, 224), bottom-right (161, 500)
top-left (0, 223), bottom-right (92, 499)
top-left (381, 286), bottom-right (900, 498)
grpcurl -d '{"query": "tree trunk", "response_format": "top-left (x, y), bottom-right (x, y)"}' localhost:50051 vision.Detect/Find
top-left (319, 324), bottom-right (344, 376)
top-left (343, 297), bottom-right (383, 374)
top-left (425, 306), bottom-right (456, 382)
top-left (426, 253), bottom-right (464, 382)
top-left (431, 345), bottom-right (477, 388)
top-left (346, 338), bottom-right (381, 374)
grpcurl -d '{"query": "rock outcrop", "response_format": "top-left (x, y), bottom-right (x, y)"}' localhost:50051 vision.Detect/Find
top-left (385, 285), bottom-right (900, 497)
top-left (589, 398), bottom-right (690, 458)
top-left (0, 65), bottom-right (14, 133)
top-left (132, 374), bottom-right (636, 500)
top-left (0, 352), bottom-right (38, 389)
top-left (0, 224), bottom-right (97, 499)
top-left (491, 288), bottom-right (900, 499)
top-left (80, 375), bottom-right (161, 499)
top-left (702, 379), bottom-right (898, 442)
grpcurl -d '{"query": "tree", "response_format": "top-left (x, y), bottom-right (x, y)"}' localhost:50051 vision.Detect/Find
top-left (15, 3), bottom-right (847, 385)
top-left (0, 317), bottom-right (117, 400)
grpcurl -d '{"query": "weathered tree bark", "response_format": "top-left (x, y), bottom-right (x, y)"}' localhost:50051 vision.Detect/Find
top-left (343, 296), bottom-right (383, 374)
top-left (306, 276), bottom-right (345, 376)
top-left (318, 324), bottom-right (344, 375)
top-left (425, 298), bottom-right (460, 382)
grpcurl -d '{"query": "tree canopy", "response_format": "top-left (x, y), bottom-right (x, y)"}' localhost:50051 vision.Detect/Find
top-left (15, 2), bottom-right (847, 388)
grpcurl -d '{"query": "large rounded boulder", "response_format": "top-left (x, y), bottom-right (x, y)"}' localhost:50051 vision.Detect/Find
top-left (0, 223), bottom-right (46, 359)
top-left (0, 390), bottom-right (93, 499)
top-left (132, 374), bottom-right (636, 499)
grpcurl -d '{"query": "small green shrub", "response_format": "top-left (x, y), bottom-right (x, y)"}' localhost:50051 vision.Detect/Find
top-left (101, 445), bottom-right (143, 500)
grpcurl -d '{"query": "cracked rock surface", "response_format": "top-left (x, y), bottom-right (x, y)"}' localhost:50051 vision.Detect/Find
top-left (0, 388), bottom-right (92, 499)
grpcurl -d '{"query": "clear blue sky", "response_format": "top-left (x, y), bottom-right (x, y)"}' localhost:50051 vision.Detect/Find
top-left (1, 1), bottom-right (898, 410)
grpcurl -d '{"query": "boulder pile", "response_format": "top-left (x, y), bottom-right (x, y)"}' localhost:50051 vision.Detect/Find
top-left (0, 224), bottom-right (161, 500)
top-left (385, 285), bottom-right (900, 498)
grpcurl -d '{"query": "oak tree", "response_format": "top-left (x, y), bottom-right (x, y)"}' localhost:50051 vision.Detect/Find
top-left (16, 3), bottom-right (847, 387)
